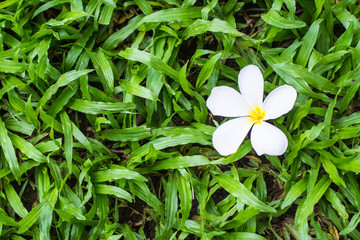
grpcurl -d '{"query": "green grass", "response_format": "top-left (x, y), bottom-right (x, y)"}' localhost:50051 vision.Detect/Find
top-left (0, 0), bottom-right (360, 239)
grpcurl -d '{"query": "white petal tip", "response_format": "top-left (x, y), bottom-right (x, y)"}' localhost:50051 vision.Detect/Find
top-left (212, 117), bottom-right (253, 156)
top-left (206, 86), bottom-right (250, 117)
top-left (263, 85), bottom-right (298, 120)
top-left (250, 122), bottom-right (288, 156)
top-left (242, 65), bottom-right (260, 71)
top-left (238, 65), bottom-right (264, 108)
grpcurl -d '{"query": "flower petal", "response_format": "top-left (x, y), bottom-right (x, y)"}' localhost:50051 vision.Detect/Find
top-left (263, 85), bottom-right (297, 120)
top-left (250, 122), bottom-right (288, 156)
top-left (212, 117), bottom-right (253, 156)
top-left (238, 65), bottom-right (264, 108)
top-left (206, 86), bottom-right (251, 117)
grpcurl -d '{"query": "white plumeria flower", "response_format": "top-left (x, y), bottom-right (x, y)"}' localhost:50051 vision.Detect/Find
top-left (206, 65), bottom-right (297, 156)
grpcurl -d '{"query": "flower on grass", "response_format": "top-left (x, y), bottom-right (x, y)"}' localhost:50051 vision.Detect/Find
top-left (206, 65), bottom-right (297, 156)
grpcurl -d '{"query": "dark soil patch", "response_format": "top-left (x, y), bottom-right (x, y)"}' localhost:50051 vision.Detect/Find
top-left (178, 38), bottom-right (198, 65)
top-left (119, 198), bottom-right (156, 239)
top-left (212, 188), bottom-right (229, 204)
top-left (20, 180), bottom-right (38, 212)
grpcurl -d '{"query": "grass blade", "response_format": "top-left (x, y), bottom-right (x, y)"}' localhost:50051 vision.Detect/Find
top-left (0, 117), bottom-right (20, 180)
top-left (214, 174), bottom-right (276, 213)
top-left (60, 111), bottom-right (73, 174)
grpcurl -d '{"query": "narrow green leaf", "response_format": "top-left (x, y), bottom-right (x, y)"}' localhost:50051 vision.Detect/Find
top-left (0, 117), bottom-right (20, 180)
top-left (91, 168), bottom-right (148, 182)
top-left (222, 232), bottom-right (266, 240)
top-left (87, 50), bottom-right (114, 95)
top-left (129, 181), bottom-right (164, 214)
top-left (223, 207), bottom-right (260, 230)
top-left (67, 99), bottom-right (135, 114)
top-left (333, 112), bottom-right (360, 128)
top-left (119, 48), bottom-right (179, 81)
top-left (340, 212), bottom-right (360, 235)
top-left (57, 196), bottom-right (86, 221)
top-left (273, 63), bottom-right (337, 93)
top-left (129, 135), bottom-right (210, 161)
top-left (25, 96), bottom-right (40, 130)
top-left (33, 0), bottom-right (69, 18)
top-left (325, 188), bottom-right (348, 221)
top-left (60, 11), bottom-right (90, 24)
top-left (0, 40), bottom-right (38, 59)
top-left (100, 126), bottom-right (151, 142)
top-left (270, 61), bottom-right (330, 102)
top-left (262, 10), bottom-right (306, 29)
top-left (339, 75), bottom-right (360, 114)
top-left (320, 155), bottom-right (345, 187)
top-left (214, 174), bottom-right (276, 213)
top-left (177, 170), bottom-right (192, 228)
top-left (183, 18), bottom-right (243, 39)
top-left (4, 183), bottom-right (28, 218)
top-left (151, 155), bottom-right (210, 170)
top-left (165, 172), bottom-right (178, 229)
top-left (71, 123), bottom-right (93, 153)
top-left (94, 184), bottom-right (133, 202)
top-left (141, 7), bottom-right (202, 23)
top-left (196, 52), bottom-right (222, 88)
top-left (60, 111), bottom-right (73, 174)
top-left (310, 215), bottom-right (328, 239)
top-left (8, 133), bottom-right (47, 163)
top-left (122, 224), bottom-right (138, 240)
top-left (5, 118), bottom-right (35, 136)
top-left (281, 178), bottom-right (308, 209)
top-left (211, 140), bottom-right (252, 165)
top-left (17, 200), bottom-right (48, 234)
top-left (296, 176), bottom-right (331, 226)
top-left (103, 15), bottom-right (144, 50)
top-left (134, 0), bottom-right (153, 15)
top-left (290, 99), bottom-right (312, 132)
top-left (48, 84), bottom-right (79, 117)
top-left (119, 80), bottom-right (159, 101)
top-left (0, 0), bottom-right (19, 9)
top-left (100, 0), bottom-right (116, 7)
top-left (179, 62), bottom-right (194, 96)
top-left (37, 70), bottom-right (93, 110)
top-left (0, 209), bottom-right (17, 226)
top-left (0, 60), bottom-right (28, 73)
top-left (295, 19), bottom-right (322, 67)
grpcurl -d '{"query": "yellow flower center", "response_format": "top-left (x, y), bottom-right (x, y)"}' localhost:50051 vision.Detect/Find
top-left (249, 106), bottom-right (265, 124)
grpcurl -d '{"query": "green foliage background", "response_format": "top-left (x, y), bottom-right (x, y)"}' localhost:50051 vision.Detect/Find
top-left (0, 0), bottom-right (360, 239)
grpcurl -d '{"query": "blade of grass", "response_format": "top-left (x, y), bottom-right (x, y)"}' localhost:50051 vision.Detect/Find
top-left (214, 174), bottom-right (276, 213)
top-left (0, 117), bottom-right (20, 180)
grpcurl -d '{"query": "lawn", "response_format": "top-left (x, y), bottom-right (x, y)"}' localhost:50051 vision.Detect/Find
top-left (0, 0), bottom-right (359, 239)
